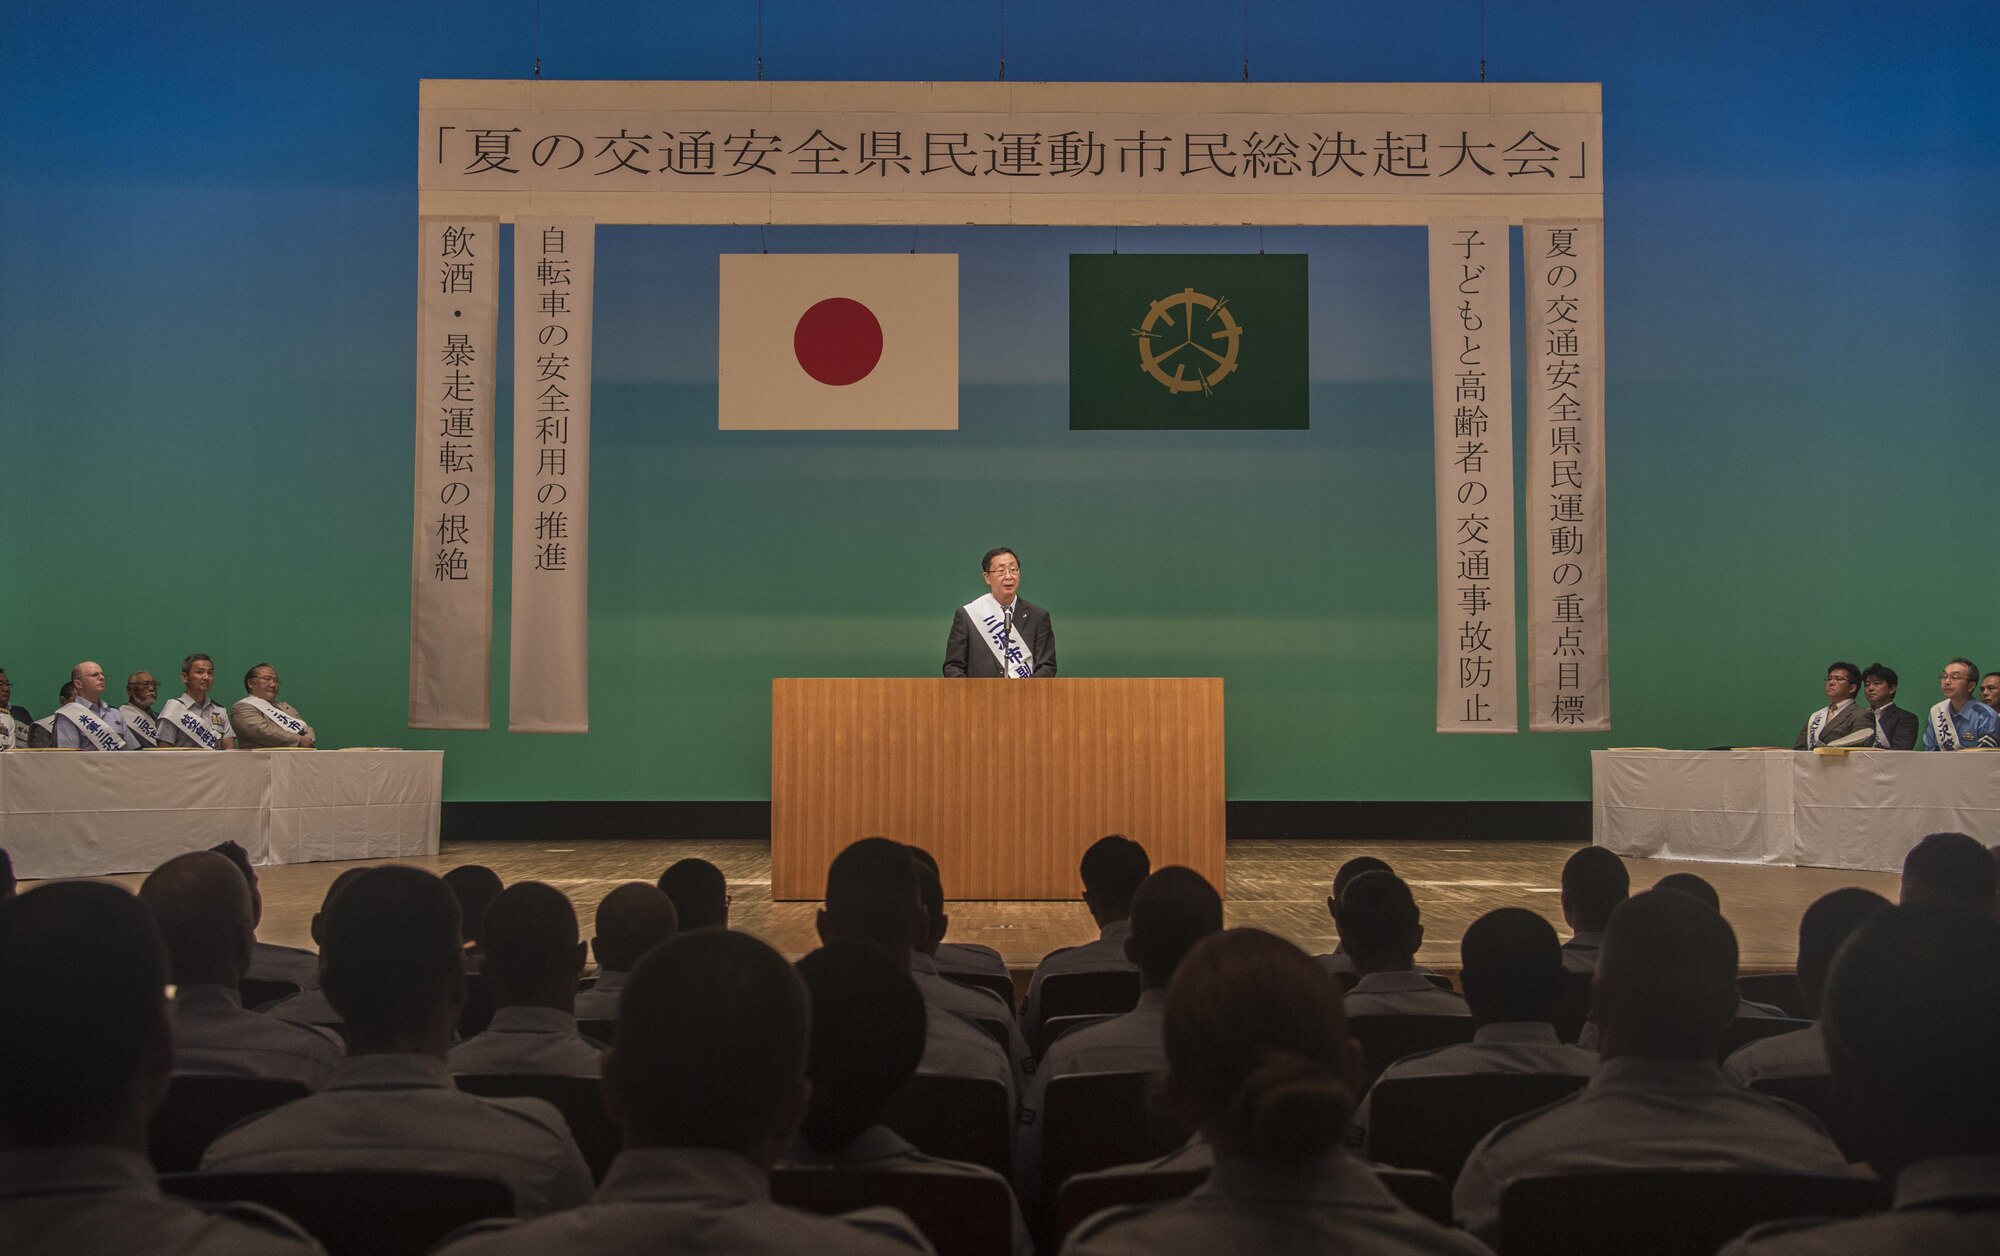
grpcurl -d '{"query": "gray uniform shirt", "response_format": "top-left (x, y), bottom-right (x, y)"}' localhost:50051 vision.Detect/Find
top-left (920, 1004), bottom-right (1017, 1110)
top-left (200, 1052), bottom-right (593, 1217)
top-left (1452, 1055), bottom-right (1850, 1245)
top-left (1560, 931), bottom-right (1605, 973)
top-left (782, 1124), bottom-right (1031, 1256)
top-left (0, 1145), bottom-right (324, 1256)
top-left (448, 1006), bottom-right (605, 1078)
top-left (155, 693), bottom-right (232, 748)
top-left (1021, 920), bottom-right (1136, 1035)
top-left (572, 969), bottom-right (627, 1022)
top-left (933, 941), bottom-right (1009, 979)
top-left (1723, 1022), bottom-right (1828, 1086)
top-left (1015, 987), bottom-right (1169, 1205)
top-left (170, 983), bottom-right (345, 1091)
top-left (262, 987), bottom-right (341, 1026)
top-left (911, 953), bottom-right (1029, 1076)
top-left (1343, 971), bottom-right (1471, 1018)
top-left (1349, 1021), bottom-right (1599, 1154)
top-left (1716, 1154), bottom-right (2000, 1256)
top-left (247, 941), bottom-right (321, 991)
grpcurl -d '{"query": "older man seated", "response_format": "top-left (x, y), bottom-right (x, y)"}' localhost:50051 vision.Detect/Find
top-left (230, 663), bottom-right (316, 748)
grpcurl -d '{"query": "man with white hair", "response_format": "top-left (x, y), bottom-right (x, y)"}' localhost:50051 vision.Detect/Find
top-left (119, 671), bottom-right (160, 748)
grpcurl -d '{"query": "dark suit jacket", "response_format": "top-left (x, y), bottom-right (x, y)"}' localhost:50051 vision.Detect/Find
top-left (942, 597), bottom-right (1057, 677)
top-left (1871, 702), bottom-right (1919, 750)
top-left (1794, 702), bottom-right (1874, 750)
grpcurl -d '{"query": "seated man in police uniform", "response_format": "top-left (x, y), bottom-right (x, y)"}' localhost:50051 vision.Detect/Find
top-left (1559, 846), bottom-right (1629, 972)
top-left (908, 858), bottom-right (1029, 1073)
top-left (449, 881), bottom-right (602, 1078)
top-left (1312, 855), bottom-right (1392, 976)
top-left (54, 662), bottom-right (133, 750)
top-left (1021, 834), bottom-right (1150, 1040)
top-left (118, 671), bottom-right (160, 749)
top-left (262, 868), bottom-right (369, 1029)
top-left (30, 679), bottom-right (73, 747)
top-left (1922, 658), bottom-right (2000, 750)
top-left (156, 653), bottom-right (234, 750)
top-left (1900, 831), bottom-right (1998, 913)
top-left (137, 851), bottom-right (344, 1091)
top-left (1793, 661), bottom-right (1876, 749)
top-left (0, 881), bottom-right (321, 1256)
top-left (230, 663), bottom-right (316, 749)
top-left (1, 667), bottom-right (34, 748)
top-left (1335, 872), bottom-right (1468, 1017)
top-left (1725, 887), bottom-right (1890, 1085)
top-left (908, 845), bottom-right (1009, 981)
top-left (1864, 663), bottom-right (1920, 750)
top-left (1719, 904), bottom-right (2000, 1256)
top-left (1452, 890), bottom-right (1849, 1246)
top-left (208, 841), bottom-right (322, 992)
top-left (201, 866), bottom-right (592, 1217)
top-left (574, 882), bottom-right (677, 1022)
top-left (657, 857), bottom-right (729, 931)
top-left (436, 930), bottom-right (930, 1256)
top-left (783, 940), bottom-right (1031, 1256)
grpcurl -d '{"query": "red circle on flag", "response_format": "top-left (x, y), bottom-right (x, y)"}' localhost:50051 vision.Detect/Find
top-left (793, 297), bottom-right (884, 386)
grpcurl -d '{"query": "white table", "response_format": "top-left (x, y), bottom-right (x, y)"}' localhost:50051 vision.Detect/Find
top-left (0, 749), bottom-right (442, 880)
top-left (1592, 749), bottom-right (2000, 872)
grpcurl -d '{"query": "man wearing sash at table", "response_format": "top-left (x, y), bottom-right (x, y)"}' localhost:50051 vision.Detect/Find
top-left (156, 653), bottom-right (235, 750)
top-left (0, 669), bottom-right (30, 750)
top-left (230, 663), bottom-right (315, 749)
top-left (1861, 663), bottom-right (1919, 750)
top-left (1921, 658), bottom-right (2000, 751)
top-left (941, 546), bottom-right (1057, 679)
top-left (1793, 661), bottom-right (1876, 750)
top-left (118, 670), bottom-right (160, 749)
top-left (53, 661), bottom-right (133, 750)
top-left (30, 681), bottom-right (73, 747)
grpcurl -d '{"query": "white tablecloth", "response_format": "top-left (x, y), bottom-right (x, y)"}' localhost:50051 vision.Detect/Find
top-left (0, 750), bottom-right (442, 880)
top-left (1593, 749), bottom-right (2000, 872)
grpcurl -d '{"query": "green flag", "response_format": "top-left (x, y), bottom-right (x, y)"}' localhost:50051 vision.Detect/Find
top-left (1069, 253), bottom-right (1309, 430)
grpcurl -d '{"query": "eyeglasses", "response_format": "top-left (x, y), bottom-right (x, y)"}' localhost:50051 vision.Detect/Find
top-left (986, 565), bottom-right (1020, 576)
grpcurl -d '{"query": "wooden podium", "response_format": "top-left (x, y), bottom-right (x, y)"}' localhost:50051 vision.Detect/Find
top-left (771, 678), bottom-right (1225, 901)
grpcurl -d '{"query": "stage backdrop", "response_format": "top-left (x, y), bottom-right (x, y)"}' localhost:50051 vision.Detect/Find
top-left (3, 2), bottom-right (1994, 809)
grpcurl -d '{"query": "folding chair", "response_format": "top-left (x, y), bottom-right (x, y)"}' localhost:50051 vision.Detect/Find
top-left (774, 1165), bottom-right (1015, 1256)
top-left (1346, 1014), bottom-right (1476, 1085)
top-left (1552, 969), bottom-right (1595, 1043)
top-left (1737, 972), bottom-right (1809, 1020)
top-left (942, 969), bottom-right (1018, 1015)
top-left (148, 1075), bottom-right (308, 1173)
top-left (1039, 1070), bottom-right (1188, 1219)
top-left (1497, 1169), bottom-right (1892, 1256)
top-left (238, 978), bottom-right (301, 1010)
top-left (1372, 1167), bottom-right (1453, 1224)
top-left (454, 1072), bottom-right (622, 1182)
top-left (577, 1017), bottom-right (617, 1044)
top-left (1039, 1013), bottom-right (1117, 1051)
top-left (1365, 1072), bottom-right (1589, 1185)
top-left (161, 1169), bottom-right (515, 1256)
top-left (1035, 970), bottom-right (1141, 1052)
top-left (1055, 1165), bottom-right (1210, 1242)
top-left (882, 1074), bottom-right (1013, 1176)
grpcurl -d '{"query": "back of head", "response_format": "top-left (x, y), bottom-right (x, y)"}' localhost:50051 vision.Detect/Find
top-left (0, 882), bottom-right (169, 1147)
top-left (138, 850), bottom-right (254, 987)
top-left (820, 837), bottom-right (920, 956)
top-left (206, 839), bottom-right (263, 924)
top-left (1795, 887), bottom-right (1892, 1013)
top-left (1560, 846), bottom-right (1629, 932)
top-left (1652, 871), bottom-right (1721, 912)
top-left (482, 881), bottom-right (582, 1004)
top-left (1460, 907), bottom-right (1564, 1025)
top-left (1128, 866), bottom-right (1225, 987)
top-left (795, 942), bottom-right (927, 1154)
top-left (0, 848), bottom-right (13, 901)
top-left (594, 882), bottom-right (677, 972)
top-left (912, 858), bottom-right (946, 950)
top-left (441, 864), bottom-right (504, 948)
top-left (1079, 834), bottom-right (1151, 915)
top-left (1331, 855), bottom-right (1392, 902)
top-left (1595, 889), bottom-right (1740, 1058)
top-left (658, 857), bottom-right (729, 931)
top-left (610, 929), bottom-right (810, 1155)
top-left (320, 866), bottom-right (463, 1039)
top-left (1901, 832), bottom-right (1998, 911)
top-left (1164, 928), bottom-right (1356, 1162)
top-left (1333, 871), bottom-right (1421, 967)
top-left (1823, 904), bottom-right (2000, 1168)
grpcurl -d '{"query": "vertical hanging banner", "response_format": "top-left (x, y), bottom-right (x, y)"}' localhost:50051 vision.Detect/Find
top-left (1428, 221), bottom-right (1517, 733)
top-left (1524, 221), bottom-right (1610, 730)
top-left (510, 219), bottom-right (595, 732)
top-left (410, 217), bottom-right (499, 729)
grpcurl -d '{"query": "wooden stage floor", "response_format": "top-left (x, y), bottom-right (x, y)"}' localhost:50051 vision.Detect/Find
top-left (77, 839), bottom-right (1903, 974)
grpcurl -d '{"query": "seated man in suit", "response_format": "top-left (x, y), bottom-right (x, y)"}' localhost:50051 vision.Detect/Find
top-left (29, 680), bottom-right (74, 747)
top-left (437, 930), bottom-right (930, 1256)
top-left (657, 857), bottom-right (729, 931)
top-left (0, 881), bottom-right (322, 1255)
top-left (230, 664), bottom-right (316, 749)
top-left (1725, 887), bottom-right (1891, 1085)
top-left (1021, 834), bottom-right (1150, 1038)
top-left (202, 866), bottom-right (592, 1217)
top-left (138, 851), bottom-right (344, 1091)
top-left (1719, 905), bottom-right (2000, 1256)
top-left (1452, 890), bottom-right (1848, 1245)
top-left (574, 882), bottom-right (676, 1022)
top-left (1559, 846), bottom-right (1629, 972)
top-left (941, 546), bottom-right (1056, 679)
top-left (449, 881), bottom-right (602, 1077)
top-left (1794, 661), bottom-right (1875, 749)
top-left (1863, 663), bottom-right (1919, 749)
top-left (1336, 872), bottom-right (1467, 1017)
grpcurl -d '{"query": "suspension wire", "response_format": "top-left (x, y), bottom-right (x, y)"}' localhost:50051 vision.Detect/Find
top-left (1242, 0), bottom-right (1251, 82)
top-left (757, 0), bottom-right (765, 81)
top-left (998, 0), bottom-right (1007, 81)
top-left (1479, 0), bottom-right (1488, 83)
top-left (534, 0), bottom-right (542, 78)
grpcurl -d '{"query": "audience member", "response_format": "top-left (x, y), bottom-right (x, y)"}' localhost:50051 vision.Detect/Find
top-left (0, 667), bottom-right (30, 747)
top-left (816, 837), bottom-right (1016, 1103)
top-left (1719, 904), bottom-right (2000, 1256)
top-left (264, 868), bottom-right (369, 1028)
top-left (1651, 871), bottom-right (1720, 910)
top-left (119, 670), bottom-right (160, 748)
top-left (156, 653), bottom-right (235, 750)
top-left (437, 930), bottom-right (929, 1255)
top-left (1863, 663), bottom-right (1918, 749)
top-left (1984, 671), bottom-right (2000, 711)
top-left (1794, 662), bottom-right (1874, 749)
top-left (784, 941), bottom-right (1031, 1256)
top-left (1991, 845), bottom-right (2000, 919)
top-left (575, 882), bottom-right (676, 1021)
top-left (1313, 854), bottom-right (1394, 976)
top-left (0, 848), bottom-right (14, 900)
top-left (0, 881), bottom-right (322, 1255)
top-left (1559, 846), bottom-right (1628, 972)
top-left (138, 851), bottom-right (344, 1090)
top-left (443, 863), bottom-right (506, 969)
top-left (1724, 887), bottom-right (1891, 1085)
top-left (1335, 872), bottom-right (1467, 1016)
top-left (1064, 928), bottom-right (1487, 1256)
top-left (908, 843), bottom-right (1009, 979)
top-left (908, 858), bottom-right (1027, 1067)
top-left (208, 840), bottom-right (321, 991)
top-left (30, 679), bottom-right (76, 746)
top-left (1900, 831), bottom-right (1998, 912)
top-left (1452, 890), bottom-right (1847, 1244)
top-left (449, 881), bottom-right (601, 1077)
top-left (1021, 834), bottom-right (1150, 1036)
top-left (54, 661), bottom-right (134, 750)
top-left (1349, 907), bottom-right (1597, 1155)
top-left (202, 866), bottom-right (592, 1216)
top-left (231, 663), bottom-right (317, 749)
top-left (658, 857), bottom-right (730, 931)
top-left (1922, 657), bottom-right (1998, 750)
top-left (1581, 873), bottom-right (1787, 1047)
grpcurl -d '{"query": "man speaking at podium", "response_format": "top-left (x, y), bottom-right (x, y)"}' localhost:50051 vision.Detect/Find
top-left (942, 547), bottom-right (1057, 678)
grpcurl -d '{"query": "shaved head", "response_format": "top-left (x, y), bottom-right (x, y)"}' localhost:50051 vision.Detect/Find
top-left (139, 851), bottom-right (255, 988)
top-left (594, 882), bottom-right (678, 973)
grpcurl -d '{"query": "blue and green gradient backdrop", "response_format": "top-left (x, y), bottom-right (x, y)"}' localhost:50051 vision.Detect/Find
top-left (3, 2), bottom-right (1993, 804)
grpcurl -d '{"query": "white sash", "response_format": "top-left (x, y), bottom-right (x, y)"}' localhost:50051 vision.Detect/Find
top-left (1805, 707), bottom-right (1829, 747)
top-left (0, 709), bottom-right (12, 749)
top-left (240, 696), bottom-right (308, 736)
top-left (963, 594), bottom-right (1034, 679)
top-left (160, 696), bottom-right (226, 750)
top-left (1873, 707), bottom-right (1892, 749)
top-left (1929, 700), bottom-right (1962, 751)
top-left (57, 701), bottom-right (127, 751)
top-left (120, 704), bottom-right (159, 748)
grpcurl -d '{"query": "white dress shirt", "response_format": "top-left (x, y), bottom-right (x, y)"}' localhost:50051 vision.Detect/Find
top-left (782, 1124), bottom-right (1031, 1256)
top-left (0, 1145), bottom-right (323, 1256)
top-left (1350, 1021), bottom-right (1598, 1155)
top-left (170, 983), bottom-right (344, 1091)
top-left (448, 1006), bottom-right (605, 1077)
top-left (1343, 971), bottom-right (1471, 1018)
top-left (1717, 1154), bottom-right (2000, 1256)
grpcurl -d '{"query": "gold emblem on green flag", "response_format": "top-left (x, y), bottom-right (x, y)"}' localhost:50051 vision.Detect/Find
top-left (1072, 254), bottom-right (1308, 430)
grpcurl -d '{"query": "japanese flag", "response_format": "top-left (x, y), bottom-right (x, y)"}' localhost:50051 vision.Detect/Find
top-left (718, 253), bottom-right (958, 430)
